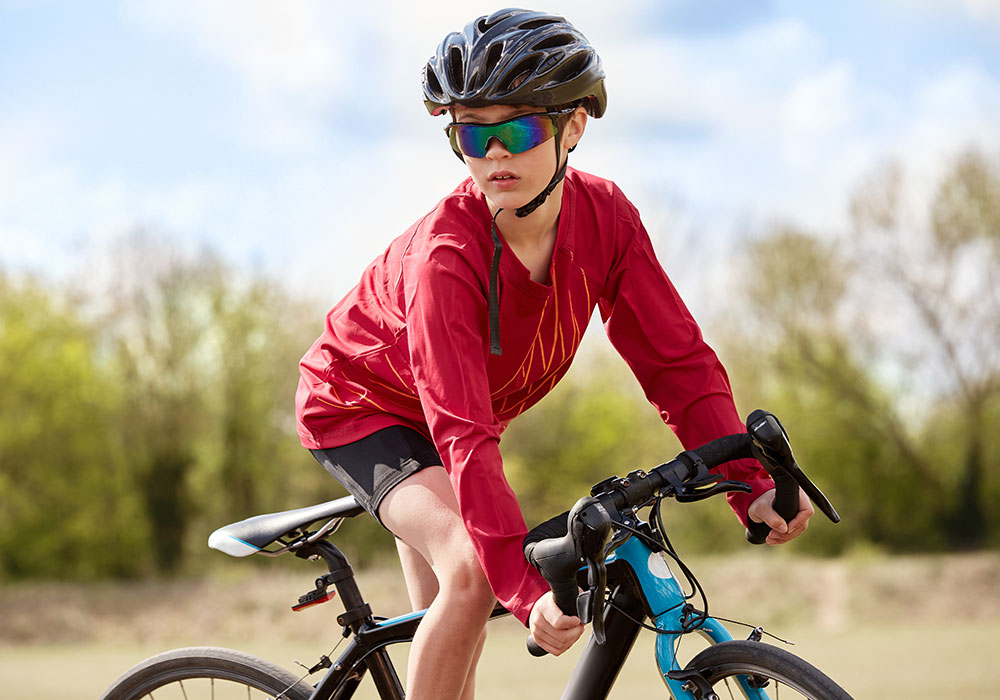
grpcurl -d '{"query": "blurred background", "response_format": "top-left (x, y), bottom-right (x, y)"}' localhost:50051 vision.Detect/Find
top-left (1, 1), bottom-right (998, 697)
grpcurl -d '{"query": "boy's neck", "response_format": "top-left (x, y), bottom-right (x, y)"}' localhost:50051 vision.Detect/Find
top-left (490, 180), bottom-right (564, 247)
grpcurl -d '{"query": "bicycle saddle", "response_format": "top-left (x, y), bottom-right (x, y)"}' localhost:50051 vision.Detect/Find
top-left (208, 496), bottom-right (365, 557)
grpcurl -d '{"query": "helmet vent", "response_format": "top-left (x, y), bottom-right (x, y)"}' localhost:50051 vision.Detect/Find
top-left (533, 33), bottom-right (574, 51)
top-left (501, 55), bottom-right (542, 92)
top-left (553, 53), bottom-right (588, 83)
top-left (448, 46), bottom-right (465, 92)
top-left (484, 42), bottom-right (504, 77)
top-left (519, 18), bottom-right (557, 31)
top-left (424, 67), bottom-right (443, 98)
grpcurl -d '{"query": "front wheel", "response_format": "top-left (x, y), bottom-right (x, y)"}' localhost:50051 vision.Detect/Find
top-left (681, 640), bottom-right (853, 700)
top-left (99, 646), bottom-right (314, 700)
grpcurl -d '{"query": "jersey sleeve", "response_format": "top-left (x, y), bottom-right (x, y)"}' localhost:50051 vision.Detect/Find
top-left (598, 200), bottom-right (773, 525)
top-left (403, 236), bottom-right (549, 625)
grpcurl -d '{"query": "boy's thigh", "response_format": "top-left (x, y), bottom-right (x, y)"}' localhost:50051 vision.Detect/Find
top-left (379, 465), bottom-right (473, 560)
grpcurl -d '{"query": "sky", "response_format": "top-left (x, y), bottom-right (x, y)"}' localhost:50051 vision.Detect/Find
top-left (1, 0), bottom-right (999, 310)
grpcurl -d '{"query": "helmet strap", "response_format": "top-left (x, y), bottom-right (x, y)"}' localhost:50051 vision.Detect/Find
top-left (514, 137), bottom-right (568, 218)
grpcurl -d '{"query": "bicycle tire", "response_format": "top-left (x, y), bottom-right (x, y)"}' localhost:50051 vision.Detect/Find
top-left (99, 646), bottom-right (314, 700)
top-left (682, 640), bottom-right (853, 700)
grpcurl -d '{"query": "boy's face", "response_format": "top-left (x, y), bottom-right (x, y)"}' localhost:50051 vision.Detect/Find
top-left (451, 104), bottom-right (585, 213)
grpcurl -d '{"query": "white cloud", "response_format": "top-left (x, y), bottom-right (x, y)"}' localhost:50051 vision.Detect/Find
top-left (0, 114), bottom-right (62, 211)
top-left (121, 0), bottom-right (346, 155)
top-left (123, 0), bottom-right (341, 101)
top-left (779, 63), bottom-right (857, 167)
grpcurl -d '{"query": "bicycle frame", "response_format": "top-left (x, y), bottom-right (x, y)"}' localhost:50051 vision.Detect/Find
top-left (310, 531), bottom-right (769, 700)
top-left (309, 602), bottom-right (512, 700)
top-left (610, 535), bottom-right (768, 700)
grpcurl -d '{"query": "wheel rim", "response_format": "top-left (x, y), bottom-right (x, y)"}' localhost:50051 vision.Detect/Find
top-left (706, 661), bottom-right (831, 699)
top-left (127, 668), bottom-right (304, 699)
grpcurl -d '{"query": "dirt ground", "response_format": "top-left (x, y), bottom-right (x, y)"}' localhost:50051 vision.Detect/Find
top-left (1, 551), bottom-right (997, 699)
top-left (2, 551), bottom-right (996, 646)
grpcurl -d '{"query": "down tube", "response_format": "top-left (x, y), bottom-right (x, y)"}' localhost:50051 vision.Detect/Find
top-left (611, 538), bottom-right (769, 699)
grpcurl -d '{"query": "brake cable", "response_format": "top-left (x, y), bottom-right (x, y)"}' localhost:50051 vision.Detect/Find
top-left (600, 495), bottom-right (711, 634)
top-left (606, 495), bottom-right (793, 646)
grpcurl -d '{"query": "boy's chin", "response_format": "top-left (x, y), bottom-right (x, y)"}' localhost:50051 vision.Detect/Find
top-left (485, 192), bottom-right (537, 214)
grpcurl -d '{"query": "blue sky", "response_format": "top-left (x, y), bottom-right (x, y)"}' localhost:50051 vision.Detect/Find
top-left (2, 0), bottom-right (998, 308)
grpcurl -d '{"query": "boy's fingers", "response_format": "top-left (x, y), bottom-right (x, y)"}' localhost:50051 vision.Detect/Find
top-left (552, 614), bottom-right (582, 630)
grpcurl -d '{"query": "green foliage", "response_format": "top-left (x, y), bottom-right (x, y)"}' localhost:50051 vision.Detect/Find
top-left (96, 233), bottom-right (340, 575)
top-left (0, 235), bottom-right (349, 581)
top-left (0, 273), bottom-right (145, 578)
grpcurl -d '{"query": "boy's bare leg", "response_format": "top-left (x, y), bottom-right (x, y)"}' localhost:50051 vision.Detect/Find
top-left (396, 539), bottom-right (487, 700)
top-left (380, 466), bottom-right (496, 700)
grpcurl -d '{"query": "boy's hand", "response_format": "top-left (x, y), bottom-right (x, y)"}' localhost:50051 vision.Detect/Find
top-left (748, 487), bottom-right (814, 545)
top-left (528, 590), bottom-right (585, 656)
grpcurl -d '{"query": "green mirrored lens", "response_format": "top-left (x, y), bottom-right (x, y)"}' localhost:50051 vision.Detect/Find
top-left (447, 113), bottom-right (559, 158)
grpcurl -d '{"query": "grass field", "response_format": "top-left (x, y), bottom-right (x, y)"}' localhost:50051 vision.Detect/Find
top-left (2, 552), bottom-right (997, 698)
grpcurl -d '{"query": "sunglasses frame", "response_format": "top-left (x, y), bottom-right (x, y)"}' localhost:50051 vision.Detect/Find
top-left (444, 106), bottom-right (577, 159)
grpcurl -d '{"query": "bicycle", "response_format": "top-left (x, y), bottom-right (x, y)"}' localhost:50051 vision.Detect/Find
top-left (99, 410), bottom-right (850, 700)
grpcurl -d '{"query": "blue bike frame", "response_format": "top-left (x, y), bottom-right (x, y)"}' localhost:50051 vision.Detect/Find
top-left (610, 535), bottom-right (769, 700)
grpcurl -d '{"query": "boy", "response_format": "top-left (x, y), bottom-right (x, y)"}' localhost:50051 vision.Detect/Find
top-left (296, 9), bottom-right (812, 700)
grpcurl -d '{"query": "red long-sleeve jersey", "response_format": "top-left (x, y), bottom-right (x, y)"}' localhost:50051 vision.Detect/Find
top-left (296, 168), bottom-right (773, 625)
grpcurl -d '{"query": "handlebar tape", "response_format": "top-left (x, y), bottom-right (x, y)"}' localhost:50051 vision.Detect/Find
top-left (689, 432), bottom-right (754, 469)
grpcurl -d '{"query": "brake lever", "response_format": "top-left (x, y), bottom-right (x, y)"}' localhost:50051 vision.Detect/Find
top-left (576, 501), bottom-right (614, 644)
top-left (747, 410), bottom-right (840, 524)
top-left (745, 410), bottom-right (841, 544)
top-left (575, 557), bottom-right (607, 644)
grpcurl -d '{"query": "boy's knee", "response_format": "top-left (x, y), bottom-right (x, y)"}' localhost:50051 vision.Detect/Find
top-left (441, 559), bottom-right (495, 611)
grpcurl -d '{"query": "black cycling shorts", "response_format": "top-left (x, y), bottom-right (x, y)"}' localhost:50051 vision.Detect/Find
top-left (310, 425), bottom-right (442, 528)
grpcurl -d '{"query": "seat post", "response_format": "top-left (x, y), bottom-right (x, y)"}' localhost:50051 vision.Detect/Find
top-left (296, 540), bottom-right (374, 633)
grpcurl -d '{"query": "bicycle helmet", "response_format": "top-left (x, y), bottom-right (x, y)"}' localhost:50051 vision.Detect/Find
top-left (422, 8), bottom-right (607, 119)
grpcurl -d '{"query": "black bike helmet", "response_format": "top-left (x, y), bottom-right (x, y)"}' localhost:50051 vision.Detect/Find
top-left (422, 8), bottom-right (607, 118)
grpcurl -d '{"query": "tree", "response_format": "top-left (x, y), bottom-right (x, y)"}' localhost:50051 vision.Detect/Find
top-left (848, 151), bottom-right (1000, 548)
top-left (97, 235), bottom-right (221, 573)
top-left (0, 271), bottom-right (144, 578)
top-left (93, 232), bottom-right (333, 574)
top-left (720, 149), bottom-right (1000, 551)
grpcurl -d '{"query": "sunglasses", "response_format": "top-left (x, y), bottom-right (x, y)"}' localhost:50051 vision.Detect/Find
top-left (444, 107), bottom-right (575, 159)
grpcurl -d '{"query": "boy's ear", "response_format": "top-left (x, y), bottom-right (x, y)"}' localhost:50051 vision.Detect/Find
top-left (563, 107), bottom-right (588, 150)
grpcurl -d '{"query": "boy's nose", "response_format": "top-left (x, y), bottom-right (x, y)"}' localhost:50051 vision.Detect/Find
top-left (484, 137), bottom-right (511, 159)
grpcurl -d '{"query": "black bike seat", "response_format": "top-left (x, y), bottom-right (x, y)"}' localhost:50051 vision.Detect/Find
top-left (208, 496), bottom-right (365, 557)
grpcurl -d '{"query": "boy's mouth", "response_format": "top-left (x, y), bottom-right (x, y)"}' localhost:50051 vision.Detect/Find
top-left (490, 171), bottom-right (517, 181)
